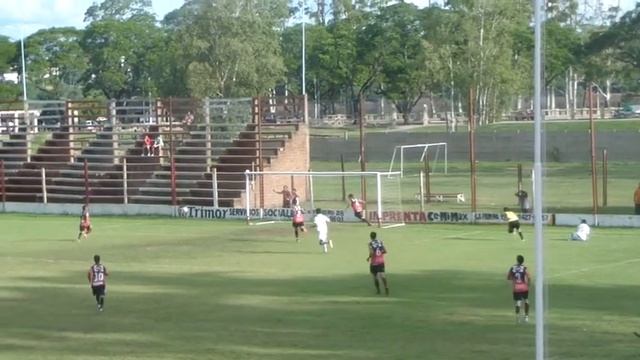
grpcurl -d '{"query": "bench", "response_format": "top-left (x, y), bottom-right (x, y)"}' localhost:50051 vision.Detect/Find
top-left (415, 192), bottom-right (465, 203)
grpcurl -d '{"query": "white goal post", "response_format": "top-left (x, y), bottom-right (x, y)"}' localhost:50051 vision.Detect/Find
top-left (244, 170), bottom-right (405, 227)
top-left (388, 143), bottom-right (447, 177)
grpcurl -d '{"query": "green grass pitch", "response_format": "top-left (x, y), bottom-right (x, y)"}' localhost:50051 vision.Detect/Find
top-left (1, 214), bottom-right (638, 360)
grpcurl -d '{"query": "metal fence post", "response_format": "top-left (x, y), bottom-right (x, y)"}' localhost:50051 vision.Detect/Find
top-left (123, 157), bottom-right (128, 205)
top-left (212, 167), bottom-right (219, 208)
top-left (84, 159), bottom-right (89, 205)
top-left (41, 167), bottom-right (47, 204)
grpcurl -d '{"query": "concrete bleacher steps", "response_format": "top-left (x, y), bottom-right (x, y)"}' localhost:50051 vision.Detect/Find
top-left (209, 124), bottom-right (300, 207)
top-left (77, 127), bottom-right (138, 164)
top-left (2, 152), bottom-right (162, 203)
top-left (0, 133), bottom-right (29, 168)
top-left (1, 121), bottom-right (307, 207)
top-left (31, 129), bottom-right (71, 162)
top-left (128, 123), bottom-right (301, 207)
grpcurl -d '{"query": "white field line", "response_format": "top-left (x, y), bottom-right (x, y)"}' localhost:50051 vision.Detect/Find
top-left (548, 258), bottom-right (640, 279)
top-left (250, 221), bottom-right (277, 226)
top-left (381, 223), bottom-right (406, 229)
top-left (443, 231), bottom-right (484, 238)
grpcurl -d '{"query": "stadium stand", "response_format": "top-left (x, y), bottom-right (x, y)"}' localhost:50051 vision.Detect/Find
top-left (0, 96), bottom-right (310, 207)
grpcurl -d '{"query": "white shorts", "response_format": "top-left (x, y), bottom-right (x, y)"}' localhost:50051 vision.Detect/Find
top-left (570, 233), bottom-right (587, 241)
top-left (318, 231), bottom-right (328, 242)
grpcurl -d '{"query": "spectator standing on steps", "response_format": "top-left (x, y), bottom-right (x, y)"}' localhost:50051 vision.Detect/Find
top-left (515, 189), bottom-right (530, 213)
top-left (143, 134), bottom-right (153, 156)
top-left (273, 185), bottom-right (292, 208)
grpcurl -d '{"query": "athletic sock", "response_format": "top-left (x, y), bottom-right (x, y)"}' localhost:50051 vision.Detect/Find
top-left (374, 280), bottom-right (380, 294)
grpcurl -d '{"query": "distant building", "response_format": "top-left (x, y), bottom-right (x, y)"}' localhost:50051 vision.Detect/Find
top-left (1, 72), bottom-right (19, 84)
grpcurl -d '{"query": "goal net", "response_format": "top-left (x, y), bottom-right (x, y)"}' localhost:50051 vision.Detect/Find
top-left (244, 170), bottom-right (405, 227)
top-left (388, 143), bottom-right (447, 177)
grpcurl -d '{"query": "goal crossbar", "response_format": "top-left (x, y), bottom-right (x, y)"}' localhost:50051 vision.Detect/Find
top-left (388, 142), bottom-right (447, 177)
top-left (244, 170), bottom-right (404, 227)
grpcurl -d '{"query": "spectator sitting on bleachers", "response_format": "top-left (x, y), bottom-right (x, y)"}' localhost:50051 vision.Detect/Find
top-left (153, 134), bottom-right (164, 157)
top-left (143, 134), bottom-right (153, 156)
top-left (183, 111), bottom-right (194, 127)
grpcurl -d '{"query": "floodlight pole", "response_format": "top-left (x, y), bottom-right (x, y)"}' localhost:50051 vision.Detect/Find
top-left (468, 88), bottom-right (477, 212)
top-left (20, 35), bottom-right (29, 133)
top-left (359, 96), bottom-right (367, 204)
top-left (588, 85), bottom-right (598, 218)
top-left (301, 0), bottom-right (306, 96)
top-left (533, 0), bottom-right (546, 359)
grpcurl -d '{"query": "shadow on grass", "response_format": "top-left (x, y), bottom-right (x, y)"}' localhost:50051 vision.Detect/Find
top-left (2, 269), bottom-right (639, 360)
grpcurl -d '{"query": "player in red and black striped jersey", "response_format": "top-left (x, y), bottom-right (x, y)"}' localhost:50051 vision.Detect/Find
top-left (291, 205), bottom-right (306, 242)
top-left (87, 254), bottom-right (109, 311)
top-left (367, 232), bottom-right (389, 295)
top-left (507, 254), bottom-right (530, 323)
top-left (348, 194), bottom-right (372, 226)
top-left (77, 205), bottom-right (92, 241)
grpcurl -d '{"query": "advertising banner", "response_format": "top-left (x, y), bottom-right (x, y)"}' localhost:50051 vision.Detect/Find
top-left (178, 206), bottom-right (553, 225)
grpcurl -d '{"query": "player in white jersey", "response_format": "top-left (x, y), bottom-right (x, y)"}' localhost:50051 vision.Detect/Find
top-left (570, 219), bottom-right (591, 241)
top-left (313, 208), bottom-right (333, 253)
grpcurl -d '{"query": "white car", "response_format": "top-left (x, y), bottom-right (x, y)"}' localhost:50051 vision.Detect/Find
top-left (85, 120), bottom-right (96, 132)
top-left (0, 121), bottom-right (14, 133)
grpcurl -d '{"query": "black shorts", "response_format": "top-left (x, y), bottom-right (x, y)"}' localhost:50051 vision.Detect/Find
top-left (508, 221), bottom-right (521, 233)
top-left (369, 264), bottom-right (385, 275)
top-left (513, 291), bottom-right (528, 301)
top-left (292, 222), bottom-right (304, 228)
top-left (354, 211), bottom-right (364, 219)
top-left (92, 285), bottom-right (106, 297)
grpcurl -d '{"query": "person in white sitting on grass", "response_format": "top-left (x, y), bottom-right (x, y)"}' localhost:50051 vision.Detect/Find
top-left (570, 219), bottom-right (591, 241)
top-left (313, 208), bottom-right (333, 253)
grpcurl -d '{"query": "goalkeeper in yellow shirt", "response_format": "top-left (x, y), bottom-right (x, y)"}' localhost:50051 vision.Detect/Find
top-left (504, 207), bottom-right (524, 241)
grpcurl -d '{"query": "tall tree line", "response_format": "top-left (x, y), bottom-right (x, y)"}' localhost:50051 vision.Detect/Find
top-left (0, 0), bottom-right (638, 126)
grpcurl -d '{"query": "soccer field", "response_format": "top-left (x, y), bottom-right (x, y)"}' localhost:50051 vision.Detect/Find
top-left (1, 214), bottom-right (638, 360)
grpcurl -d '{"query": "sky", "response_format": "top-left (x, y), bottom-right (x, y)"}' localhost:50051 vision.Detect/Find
top-left (0, 0), bottom-right (637, 40)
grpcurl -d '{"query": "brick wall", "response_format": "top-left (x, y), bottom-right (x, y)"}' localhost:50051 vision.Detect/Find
top-left (254, 125), bottom-right (310, 208)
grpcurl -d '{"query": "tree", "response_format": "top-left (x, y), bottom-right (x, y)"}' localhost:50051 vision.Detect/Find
top-left (375, 3), bottom-right (436, 124)
top-left (584, 4), bottom-right (640, 92)
top-left (22, 28), bottom-right (88, 99)
top-left (0, 36), bottom-right (16, 73)
top-left (84, 0), bottom-right (154, 22)
top-left (444, 0), bottom-right (532, 124)
top-left (81, 19), bottom-right (165, 98)
top-left (0, 36), bottom-right (20, 100)
top-left (173, 0), bottom-right (288, 98)
top-left (544, 20), bottom-right (582, 87)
